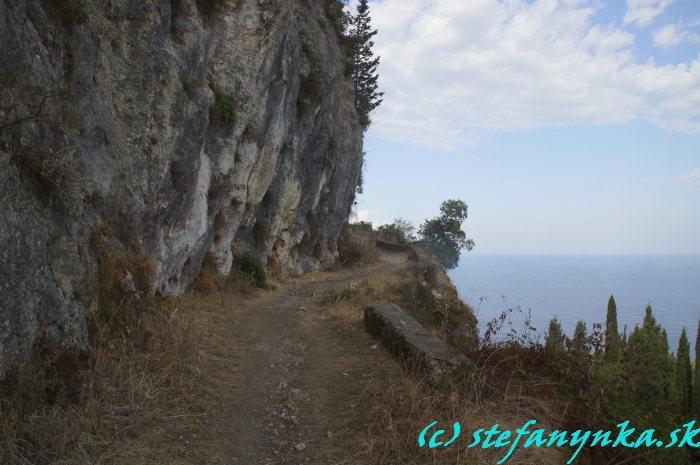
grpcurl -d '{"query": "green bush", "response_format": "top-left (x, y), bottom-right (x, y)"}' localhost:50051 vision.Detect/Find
top-left (323, 0), bottom-right (349, 36)
top-left (181, 74), bottom-right (203, 94)
top-left (239, 253), bottom-right (268, 289)
top-left (209, 83), bottom-right (237, 125)
top-left (296, 96), bottom-right (310, 114)
top-left (302, 42), bottom-right (314, 56)
top-left (337, 285), bottom-right (360, 302)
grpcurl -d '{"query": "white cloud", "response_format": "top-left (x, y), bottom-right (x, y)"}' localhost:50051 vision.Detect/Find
top-left (652, 168), bottom-right (700, 185)
top-left (368, 0), bottom-right (700, 150)
top-left (624, 0), bottom-right (675, 27)
top-left (352, 208), bottom-right (384, 223)
top-left (653, 23), bottom-right (700, 48)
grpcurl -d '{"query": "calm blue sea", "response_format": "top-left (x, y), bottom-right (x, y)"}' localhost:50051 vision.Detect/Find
top-left (448, 254), bottom-right (700, 357)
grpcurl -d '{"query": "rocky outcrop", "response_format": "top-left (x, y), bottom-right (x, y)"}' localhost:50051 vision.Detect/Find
top-left (0, 0), bottom-right (363, 377)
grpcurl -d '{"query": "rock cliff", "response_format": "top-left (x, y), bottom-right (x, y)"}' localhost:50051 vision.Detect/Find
top-left (0, 0), bottom-right (364, 377)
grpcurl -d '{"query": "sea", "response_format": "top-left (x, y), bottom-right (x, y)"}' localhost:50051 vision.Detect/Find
top-left (448, 254), bottom-right (700, 358)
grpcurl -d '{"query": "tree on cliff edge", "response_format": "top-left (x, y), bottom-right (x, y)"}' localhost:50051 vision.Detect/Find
top-left (418, 199), bottom-right (474, 269)
top-left (348, 0), bottom-right (383, 128)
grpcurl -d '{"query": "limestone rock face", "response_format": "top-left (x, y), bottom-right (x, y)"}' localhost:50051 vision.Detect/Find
top-left (0, 0), bottom-right (363, 376)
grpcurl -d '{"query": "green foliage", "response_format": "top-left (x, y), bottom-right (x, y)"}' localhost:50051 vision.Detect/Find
top-left (323, 0), bottom-right (350, 36)
top-left (676, 327), bottom-right (692, 414)
top-left (209, 82), bottom-right (237, 125)
top-left (378, 218), bottom-right (415, 244)
top-left (43, 0), bottom-right (89, 25)
top-left (238, 253), bottom-right (268, 289)
top-left (694, 320), bottom-right (700, 414)
top-left (347, 0), bottom-right (383, 128)
top-left (572, 319), bottom-right (588, 354)
top-left (181, 74), bottom-right (203, 94)
top-left (303, 71), bottom-right (325, 98)
top-left (418, 199), bottom-right (474, 269)
top-left (624, 305), bottom-right (677, 419)
top-left (337, 285), bottom-right (360, 302)
top-left (296, 96), bottom-right (310, 114)
top-left (302, 42), bottom-right (314, 56)
top-left (544, 316), bottom-right (565, 353)
top-left (605, 294), bottom-right (620, 361)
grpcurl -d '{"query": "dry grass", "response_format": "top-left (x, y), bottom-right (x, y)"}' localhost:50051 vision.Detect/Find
top-left (0, 231), bottom-right (242, 464)
top-left (0, 298), bottom-right (233, 464)
top-left (337, 365), bottom-right (566, 465)
top-left (336, 223), bottom-right (379, 269)
top-left (320, 249), bottom-right (567, 464)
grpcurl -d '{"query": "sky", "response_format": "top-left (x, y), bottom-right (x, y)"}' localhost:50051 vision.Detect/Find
top-left (352, 0), bottom-right (700, 254)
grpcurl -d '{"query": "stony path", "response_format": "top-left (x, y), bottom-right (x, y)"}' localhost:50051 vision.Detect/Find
top-left (209, 251), bottom-right (409, 464)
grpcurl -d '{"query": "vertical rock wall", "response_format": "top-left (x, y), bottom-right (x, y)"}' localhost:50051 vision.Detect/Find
top-left (0, 0), bottom-right (363, 376)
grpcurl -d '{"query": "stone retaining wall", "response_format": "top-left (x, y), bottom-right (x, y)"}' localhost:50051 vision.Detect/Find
top-left (364, 303), bottom-right (471, 384)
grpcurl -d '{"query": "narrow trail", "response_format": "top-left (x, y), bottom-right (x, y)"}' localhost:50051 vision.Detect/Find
top-left (207, 250), bottom-right (410, 465)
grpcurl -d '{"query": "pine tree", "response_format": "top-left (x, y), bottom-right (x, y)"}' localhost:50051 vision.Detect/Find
top-left (348, 0), bottom-right (383, 128)
top-left (693, 319), bottom-right (700, 414)
top-left (605, 295), bottom-right (620, 361)
top-left (572, 320), bottom-right (588, 354)
top-left (676, 327), bottom-right (692, 414)
top-left (545, 316), bottom-right (565, 354)
top-left (624, 305), bottom-right (676, 417)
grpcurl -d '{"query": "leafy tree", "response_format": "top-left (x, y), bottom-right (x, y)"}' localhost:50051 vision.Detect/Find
top-left (604, 294), bottom-right (620, 361)
top-left (624, 305), bottom-right (676, 418)
top-left (347, 0), bottom-right (383, 128)
top-left (418, 199), bottom-right (474, 269)
top-left (378, 218), bottom-right (415, 244)
top-left (572, 319), bottom-right (588, 354)
top-left (676, 327), bottom-right (692, 414)
top-left (545, 316), bottom-right (565, 354)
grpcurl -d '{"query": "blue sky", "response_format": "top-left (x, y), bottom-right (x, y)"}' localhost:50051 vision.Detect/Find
top-left (353, 0), bottom-right (700, 254)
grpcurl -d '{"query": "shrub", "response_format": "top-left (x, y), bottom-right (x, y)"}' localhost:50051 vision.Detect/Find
top-left (238, 253), bottom-right (268, 288)
top-left (337, 284), bottom-right (360, 302)
top-left (378, 218), bottom-right (415, 244)
top-left (181, 74), bottom-right (203, 94)
top-left (209, 82), bottom-right (237, 125)
top-left (323, 0), bottom-right (349, 36)
top-left (304, 71), bottom-right (325, 98)
top-left (296, 96), bottom-right (310, 114)
top-left (302, 42), bottom-right (314, 56)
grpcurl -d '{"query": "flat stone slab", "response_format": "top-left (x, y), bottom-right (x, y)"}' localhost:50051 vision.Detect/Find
top-left (364, 303), bottom-right (470, 383)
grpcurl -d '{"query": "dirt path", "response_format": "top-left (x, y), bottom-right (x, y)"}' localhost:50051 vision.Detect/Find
top-left (205, 250), bottom-right (410, 465)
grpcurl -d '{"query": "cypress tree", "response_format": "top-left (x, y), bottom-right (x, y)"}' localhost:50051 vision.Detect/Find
top-left (693, 319), bottom-right (700, 414)
top-left (676, 327), bottom-right (692, 413)
top-left (624, 305), bottom-right (676, 417)
top-left (545, 316), bottom-right (566, 354)
top-left (605, 295), bottom-right (620, 361)
top-left (572, 319), bottom-right (588, 354)
top-left (348, 0), bottom-right (383, 127)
